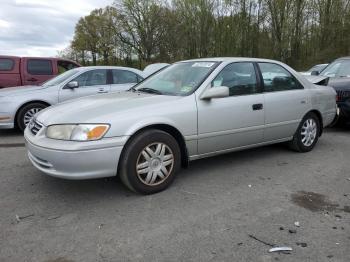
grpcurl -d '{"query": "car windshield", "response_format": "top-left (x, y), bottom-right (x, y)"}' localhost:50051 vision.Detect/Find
top-left (134, 61), bottom-right (219, 96)
top-left (42, 68), bottom-right (81, 87)
top-left (320, 60), bottom-right (350, 78)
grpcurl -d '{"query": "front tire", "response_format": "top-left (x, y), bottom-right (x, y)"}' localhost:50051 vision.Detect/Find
top-left (289, 112), bottom-right (320, 152)
top-left (17, 103), bottom-right (47, 132)
top-left (119, 129), bottom-right (181, 194)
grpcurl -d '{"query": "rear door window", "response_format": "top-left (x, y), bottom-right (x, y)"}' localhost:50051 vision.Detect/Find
top-left (27, 59), bottom-right (53, 75)
top-left (111, 70), bottom-right (141, 84)
top-left (258, 63), bottom-right (303, 92)
top-left (0, 58), bottom-right (14, 71)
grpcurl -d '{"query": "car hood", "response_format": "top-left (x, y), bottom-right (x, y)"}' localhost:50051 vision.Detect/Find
top-left (36, 91), bottom-right (182, 126)
top-left (0, 85), bottom-right (48, 96)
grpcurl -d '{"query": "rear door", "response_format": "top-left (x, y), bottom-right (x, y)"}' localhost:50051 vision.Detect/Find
top-left (258, 62), bottom-right (309, 141)
top-left (58, 69), bottom-right (109, 102)
top-left (110, 69), bottom-right (143, 92)
top-left (22, 58), bottom-right (55, 85)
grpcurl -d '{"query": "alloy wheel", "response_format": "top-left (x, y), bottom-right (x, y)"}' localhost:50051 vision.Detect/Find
top-left (23, 108), bottom-right (42, 126)
top-left (301, 118), bottom-right (317, 147)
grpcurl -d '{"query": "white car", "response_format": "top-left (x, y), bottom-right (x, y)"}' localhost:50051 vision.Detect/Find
top-left (0, 66), bottom-right (145, 131)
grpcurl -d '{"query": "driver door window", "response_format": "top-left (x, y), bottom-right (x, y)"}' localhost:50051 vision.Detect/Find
top-left (212, 62), bottom-right (258, 96)
top-left (57, 60), bottom-right (80, 74)
top-left (73, 69), bottom-right (107, 87)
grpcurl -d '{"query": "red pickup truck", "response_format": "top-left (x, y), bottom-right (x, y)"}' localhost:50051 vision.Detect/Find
top-left (0, 56), bottom-right (80, 88)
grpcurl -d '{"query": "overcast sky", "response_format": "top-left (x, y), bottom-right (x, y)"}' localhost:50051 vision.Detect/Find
top-left (0, 0), bottom-right (112, 57)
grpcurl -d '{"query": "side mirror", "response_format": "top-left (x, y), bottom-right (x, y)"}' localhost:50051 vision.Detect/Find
top-left (64, 81), bottom-right (79, 89)
top-left (311, 70), bottom-right (320, 76)
top-left (201, 86), bottom-right (229, 100)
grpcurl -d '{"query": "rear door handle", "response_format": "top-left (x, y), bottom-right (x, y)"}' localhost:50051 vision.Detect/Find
top-left (252, 103), bottom-right (263, 111)
top-left (27, 78), bottom-right (37, 82)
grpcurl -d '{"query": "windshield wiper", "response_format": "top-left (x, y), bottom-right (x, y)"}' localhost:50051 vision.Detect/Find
top-left (129, 86), bottom-right (137, 92)
top-left (137, 87), bottom-right (163, 95)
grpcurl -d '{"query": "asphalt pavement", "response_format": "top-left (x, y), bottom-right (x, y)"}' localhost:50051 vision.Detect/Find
top-left (0, 127), bottom-right (349, 262)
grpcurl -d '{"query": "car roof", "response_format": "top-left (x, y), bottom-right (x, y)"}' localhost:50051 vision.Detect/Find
top-left (180, 57), bottom-right (284, 63)
top-left (335, 56), bottom-right (350, 60)
top-left (78, 66), bottom-right (144, 75)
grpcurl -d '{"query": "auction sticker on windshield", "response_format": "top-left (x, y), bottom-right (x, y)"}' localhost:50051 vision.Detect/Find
top-left (192, 62), bottom-right (215, 68)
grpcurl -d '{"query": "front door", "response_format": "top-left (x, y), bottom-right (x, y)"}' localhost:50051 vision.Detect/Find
top-left (196, 62), bottom-right (265, 155)
top-left (58, 69), bottom-right (110, 102)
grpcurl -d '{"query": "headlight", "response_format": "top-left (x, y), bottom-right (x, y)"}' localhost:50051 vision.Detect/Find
top-left (46, 124), bottom-right (110, 141)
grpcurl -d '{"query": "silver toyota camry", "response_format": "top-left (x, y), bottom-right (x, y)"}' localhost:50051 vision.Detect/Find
top-left (0, 66), bottom-right (145, 131)
top-left (24, 58), bottom-right (337, 194)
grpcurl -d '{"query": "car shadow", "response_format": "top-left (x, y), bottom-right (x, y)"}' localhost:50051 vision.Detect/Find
top-left (325, 123), bottom-right (350, 133)
top-left (0, 129), bottom-right (22, 137)
top-left (35, 143), bottom-right (287, 201)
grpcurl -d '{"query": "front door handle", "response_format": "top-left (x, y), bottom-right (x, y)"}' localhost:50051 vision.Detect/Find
top-left (252, 103), bottom-right (263, 111)
top-left (27, 78), bottom-right (38, 82)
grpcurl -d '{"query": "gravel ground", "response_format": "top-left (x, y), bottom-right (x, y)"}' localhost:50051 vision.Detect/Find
top-left (0, 127), bottom-right (349, 262)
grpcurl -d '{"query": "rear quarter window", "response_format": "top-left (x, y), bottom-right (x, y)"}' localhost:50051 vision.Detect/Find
top-left (0, 58), bottom-right (14, 71)
top-left (27, 59), bottom-right (53, 75)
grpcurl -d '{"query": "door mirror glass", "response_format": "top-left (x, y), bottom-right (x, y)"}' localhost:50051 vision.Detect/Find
top-left (311, 70), bottom-right (319, 76)
top-left (65, 81), bottom-right (79, 89)
top-left (201, 86), bottom-right (229, 100)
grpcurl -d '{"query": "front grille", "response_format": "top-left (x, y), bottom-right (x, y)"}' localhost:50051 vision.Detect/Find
top-left (30, 119), bottom-right (43, 135)
top-left (336, 90), bottom-right (350, 102)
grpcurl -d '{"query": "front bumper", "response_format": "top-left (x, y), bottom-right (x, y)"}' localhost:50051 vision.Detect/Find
top-left (24, 127), bottom-right (129, 180)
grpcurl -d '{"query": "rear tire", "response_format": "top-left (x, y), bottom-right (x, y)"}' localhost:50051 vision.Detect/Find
top-left (289, 112), bottom-right (320, 152)
top-left (17, 103), bottom-right (47, 132)
top-left (119, 129), bottom-right (181, 194)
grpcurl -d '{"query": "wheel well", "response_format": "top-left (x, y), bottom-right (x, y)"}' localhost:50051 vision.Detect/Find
top-left (126, 124), bottom-right (189, 168)
top-left (309, 110), bottom-right (323, 136)
top-left (14, 101), bottom-right (50, 127)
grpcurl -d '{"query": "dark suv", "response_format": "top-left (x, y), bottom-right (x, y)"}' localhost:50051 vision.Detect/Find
top-left (314, 57), bottom-right (350, 123)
